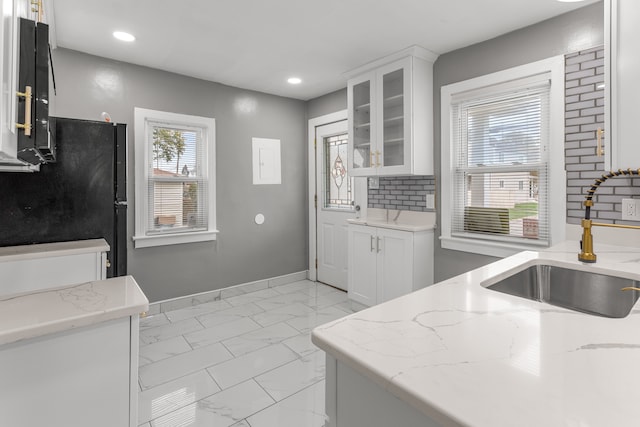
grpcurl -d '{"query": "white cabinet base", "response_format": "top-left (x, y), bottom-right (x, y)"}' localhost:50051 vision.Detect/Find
top-left (348, 224), bottom-right (433, 307)
top-left (348, 225), bottom-right (379, 306)
top-left (325, 355), bottom-right (444, 427)
top-left (0, 316), bottom-right (139, 427)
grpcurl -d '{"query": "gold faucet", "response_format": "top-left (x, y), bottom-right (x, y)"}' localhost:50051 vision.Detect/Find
top-left (578, 168), bottom-right (640, 263)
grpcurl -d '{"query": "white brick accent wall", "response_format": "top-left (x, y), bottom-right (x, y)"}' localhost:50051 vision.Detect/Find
top-left (565, 46), bottom-right (640, 225)
top-left (368, 176), bottom-right (435, 211)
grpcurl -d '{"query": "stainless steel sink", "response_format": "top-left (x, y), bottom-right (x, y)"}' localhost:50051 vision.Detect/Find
top-left (485, 265), bottom-right (640, 318)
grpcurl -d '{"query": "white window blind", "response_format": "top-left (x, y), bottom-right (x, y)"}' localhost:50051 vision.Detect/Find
top-left (450, 79), bottom-right (550, 246)
top-left (147, 122), bottom-right (208, 235)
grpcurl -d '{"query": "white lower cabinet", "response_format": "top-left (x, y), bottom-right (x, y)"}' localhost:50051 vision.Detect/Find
top-left (348, 224), bottom-right (433, 307)
top-left (0, 316), bottom-right (140, 427)
top-left (324, 355), bottom-right (443, 427)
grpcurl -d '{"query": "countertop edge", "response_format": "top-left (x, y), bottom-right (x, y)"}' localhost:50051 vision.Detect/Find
top-left (311, 329), bottom-right (467, 427)
top-left (0, 301), bottom-right (149, 346)
top-left (0, 276), bottom-right (149, 347)
top-left (347, 218), bottom-right (436, 232)
top-left (0, 239), bottom-right (111, 262)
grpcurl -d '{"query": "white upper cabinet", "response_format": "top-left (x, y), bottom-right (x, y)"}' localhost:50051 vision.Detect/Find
top-left (605, 0), bottom-right (640, 171)
top-left (347, 46), bottom-right (437, 177)
top-left (0, 0), bottom-right (48, 172)
top-left (0, 0), bottom-right (51, 172)
top-left (1, 0), bottom-right (26, 168)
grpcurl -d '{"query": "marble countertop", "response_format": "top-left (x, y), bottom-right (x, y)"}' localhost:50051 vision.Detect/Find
top-left (312, 241), bottom-right (640, 427)
top-left (0, 275), bottom-right (149, 346)
top-left (348, 208), bottom-right (436, 232)
top-left (0, 239), bottom-right (110, 262)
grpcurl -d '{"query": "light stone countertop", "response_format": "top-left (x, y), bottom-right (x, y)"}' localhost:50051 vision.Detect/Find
top-left (311, 241), bottom-right (640, 427)
top-left (347, 208), bottom-right (436, 232)
top-left (0, 275), bottom-right (149, 346)
top-left (0, 239), bottom-right (110, 262)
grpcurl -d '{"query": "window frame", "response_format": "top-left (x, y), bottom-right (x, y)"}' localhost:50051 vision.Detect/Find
top-left (133, 108), bottom-right (217, 248)
top-left (440, 56), bottom-right (566, 258)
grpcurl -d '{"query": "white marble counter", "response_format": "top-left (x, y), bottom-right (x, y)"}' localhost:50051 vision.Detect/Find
top-left (0, 239), bottom-right (110, 263)
top-left (348, 208), bottom-right (436, 232)
top-left (312, 242), bottom-right (640, 427)
top-left (0, 275), bottom-right (149, 346)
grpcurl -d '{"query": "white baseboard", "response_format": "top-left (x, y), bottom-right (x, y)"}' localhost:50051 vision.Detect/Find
top-left (147, 271), bottom-right (309, 314)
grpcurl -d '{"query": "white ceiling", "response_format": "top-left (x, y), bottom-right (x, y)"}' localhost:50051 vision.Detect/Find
top-left (50, 0), bottom-right (600, 101)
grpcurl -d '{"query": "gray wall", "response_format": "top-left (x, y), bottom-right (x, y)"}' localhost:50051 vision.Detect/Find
top-left (306, 88), bottom-right (347, 120)
top-left (49, 2), bottom-right (605, 300)
top-left (50, 48), bottom-right (307, 302)
top-left (432, 1), bottom-right (604, 282)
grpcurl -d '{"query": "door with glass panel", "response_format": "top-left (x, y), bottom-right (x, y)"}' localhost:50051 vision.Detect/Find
top-left (316, 120), bottom-right (364, 290)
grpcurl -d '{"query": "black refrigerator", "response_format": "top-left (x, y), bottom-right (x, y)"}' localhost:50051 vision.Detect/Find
top-left (0, 117), bottom-right (127, 278)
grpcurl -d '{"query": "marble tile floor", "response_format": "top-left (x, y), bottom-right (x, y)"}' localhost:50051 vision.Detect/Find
top-left (137, 280), bottom-right (355, 427)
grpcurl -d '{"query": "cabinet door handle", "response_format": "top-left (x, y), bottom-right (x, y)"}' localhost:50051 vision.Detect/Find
top-left (376, 237), bottom-right (382, 253)
top-left (370, 235), bottom-right (375, 252)
top-left (596, 128), bottom-right (605, 157)
top-left (375, 150), bottom-right (381, 167)
top-left (33, 0), bottom-right (44, 23)
top-left (16, 86), bottom-right (33, 136)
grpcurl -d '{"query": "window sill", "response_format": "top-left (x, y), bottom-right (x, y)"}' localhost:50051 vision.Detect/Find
top-left (440, 235), bottom-right (548, 258)
top-left (133, 230), bottom-right (219, 249)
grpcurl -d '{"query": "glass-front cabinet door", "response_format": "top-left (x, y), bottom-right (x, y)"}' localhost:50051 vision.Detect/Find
top-left (377, 57), bottom-right (411, 175)
top-left (381, 68), bottom-right (404, 167)
top-left (348, 71), bottom-right (376, 174)
top-left (347, 49), bottom-right (433, 177)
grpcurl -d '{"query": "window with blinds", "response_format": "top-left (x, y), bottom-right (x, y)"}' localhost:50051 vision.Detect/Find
top-left (134, 108), bottom-right (217, 248)
top-left (147, 123), bottom-right (208, 234)
top-left (450, 78), bottom-right (551, 246)
top-left (441, 57), bottom-right (565, 257)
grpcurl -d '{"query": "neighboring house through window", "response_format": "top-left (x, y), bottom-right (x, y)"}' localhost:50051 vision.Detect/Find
top-left (133, 108), bottom-right (217, 248)
top-left (440, 56), bottom-right (566, 257)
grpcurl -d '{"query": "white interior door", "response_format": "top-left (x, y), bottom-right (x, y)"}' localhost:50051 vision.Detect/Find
top-left (315, 120), bottom-right (366, 290)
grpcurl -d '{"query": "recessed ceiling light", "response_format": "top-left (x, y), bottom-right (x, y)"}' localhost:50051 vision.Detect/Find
top-left (287, 77), bottom-right (302, 85)
top-left (113, 31), bottom-right (135, 42)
